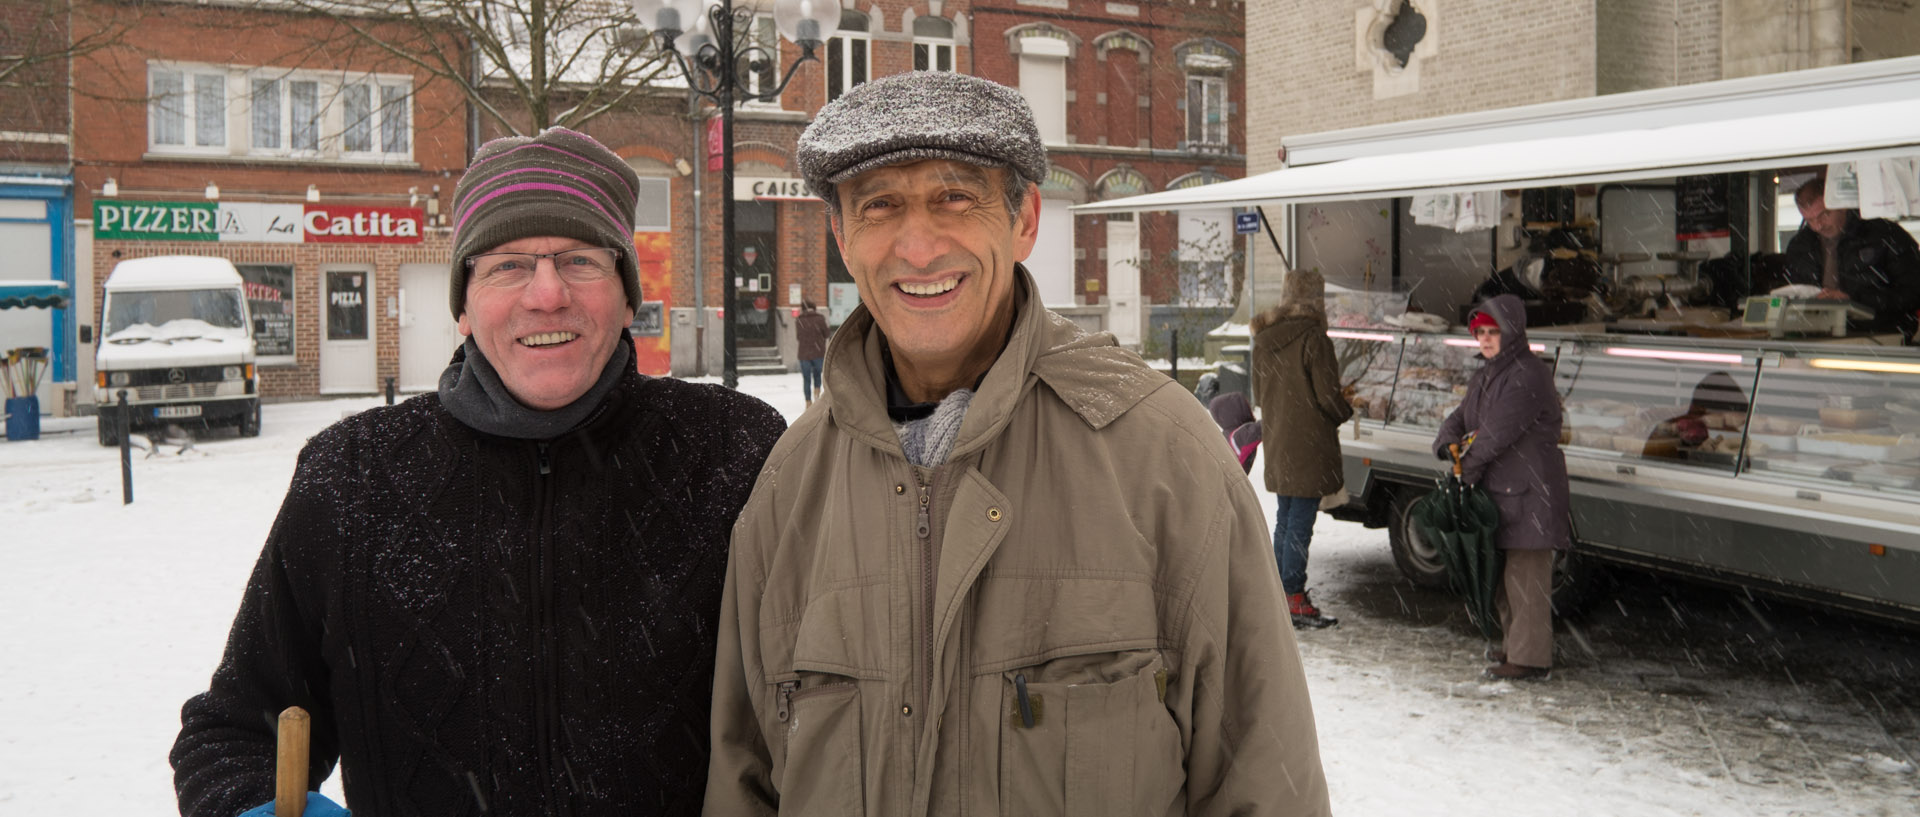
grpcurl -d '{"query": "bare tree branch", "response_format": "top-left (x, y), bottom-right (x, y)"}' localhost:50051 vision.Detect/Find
top-left (243, 0), bottom-right (681, 136)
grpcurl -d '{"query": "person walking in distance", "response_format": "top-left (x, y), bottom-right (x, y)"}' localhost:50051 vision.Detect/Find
top-left (795, 298), bottom-right (829, 406)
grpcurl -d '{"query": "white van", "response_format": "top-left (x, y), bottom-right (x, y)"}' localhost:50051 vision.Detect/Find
top-left (94, 256), bottom-right (260, 444)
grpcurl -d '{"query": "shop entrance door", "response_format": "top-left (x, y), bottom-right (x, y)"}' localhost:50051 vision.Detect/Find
top-left (732, 201), bottom-right (777, 347)
top-left (397, 263), bottom-right (463, 392)
top-left (320, 267), bottom-right (377, 394)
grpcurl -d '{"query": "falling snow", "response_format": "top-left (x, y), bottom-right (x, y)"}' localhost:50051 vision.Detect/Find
top-left (2, 373), bottom-right (1916, 815)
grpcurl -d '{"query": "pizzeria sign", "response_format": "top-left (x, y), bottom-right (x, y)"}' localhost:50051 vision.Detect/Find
top-left (94, 201), bottom-right (426, 244)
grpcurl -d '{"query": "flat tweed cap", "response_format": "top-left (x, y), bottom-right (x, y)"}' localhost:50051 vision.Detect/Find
top-left (796, 72), bottom-right (1047, 209)
top-left (448, 127), bottom-right (641, 318)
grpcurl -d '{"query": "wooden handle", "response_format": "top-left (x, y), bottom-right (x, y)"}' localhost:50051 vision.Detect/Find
top-left (276, 706), bottom-right (311, 817)
top-left (1448, 443), bottom-right (1463, 477)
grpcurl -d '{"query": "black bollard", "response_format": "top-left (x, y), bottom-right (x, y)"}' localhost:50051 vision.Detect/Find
top-left (385, 376), bottom-right (396, 406)
top-left (1169, 329), bottom-right (1180, 383)
top-left (116, 390), bottom-right (133, 505)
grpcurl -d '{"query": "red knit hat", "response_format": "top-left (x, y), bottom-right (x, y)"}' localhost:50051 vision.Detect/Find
top-left (1469, 312), bottom-right (1500, 333)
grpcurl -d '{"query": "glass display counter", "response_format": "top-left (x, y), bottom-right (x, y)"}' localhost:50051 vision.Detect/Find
top-left (1332, 329), bottom-right (1920, 498)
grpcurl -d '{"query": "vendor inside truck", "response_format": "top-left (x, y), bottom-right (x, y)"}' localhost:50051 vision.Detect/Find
top-left (1780, 177), bottom-right (1920, 342)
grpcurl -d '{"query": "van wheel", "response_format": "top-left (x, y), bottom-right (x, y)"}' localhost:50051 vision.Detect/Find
top-left (97, 409), bottom-right (119, 446)
top-left (238, 400), bottom-right (261, 437)
top-left (1387, 486), bottom-right (1449, 589)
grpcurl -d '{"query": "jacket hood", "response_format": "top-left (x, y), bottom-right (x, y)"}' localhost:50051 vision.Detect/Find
top-left (1208, 392), bottom-right (1254, 432)
top-left (821, 264), bottom-right (1169, 459)
top-left (1252, 311), bottom-right (1322, 351)
top-left (1469, 294), bottom-right (1530, 363)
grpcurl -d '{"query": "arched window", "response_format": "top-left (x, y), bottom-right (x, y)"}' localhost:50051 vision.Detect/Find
top-left (1174, 40), bottom-right (1238, 151)
top-left (913, 15), bottom-right (955, 72)
top-left (827, 10), bottom-right (870, 102)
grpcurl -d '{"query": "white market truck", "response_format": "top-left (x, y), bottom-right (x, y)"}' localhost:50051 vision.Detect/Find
top-left (1080, 57), bottom-right (1920, 624)
top-left (95, 256), bottom-right (260, 444)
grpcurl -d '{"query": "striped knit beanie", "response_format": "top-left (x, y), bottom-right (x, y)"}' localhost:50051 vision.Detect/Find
top-left (448, 127), bottom-right (642, 318)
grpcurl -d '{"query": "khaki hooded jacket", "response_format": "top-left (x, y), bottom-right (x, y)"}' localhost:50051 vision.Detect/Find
top-left (707, 267), bottom-right (1330, 817)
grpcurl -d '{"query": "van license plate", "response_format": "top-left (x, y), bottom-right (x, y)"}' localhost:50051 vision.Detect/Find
top-left (154, 405), bottom-right (202, 418)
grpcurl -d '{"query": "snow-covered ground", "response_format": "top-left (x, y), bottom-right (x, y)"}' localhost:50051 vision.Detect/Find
top-left (2, 373), bottom-right (1915, 815)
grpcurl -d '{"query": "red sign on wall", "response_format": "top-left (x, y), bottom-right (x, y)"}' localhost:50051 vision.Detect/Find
top-left (707, 117), bottom-right (724, 172)
top-left (302, 205), bottom-right (425, 244)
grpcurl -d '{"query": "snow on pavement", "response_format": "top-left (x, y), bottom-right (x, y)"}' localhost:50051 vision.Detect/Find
top-left (1, 373), bottom-right (1913, 815)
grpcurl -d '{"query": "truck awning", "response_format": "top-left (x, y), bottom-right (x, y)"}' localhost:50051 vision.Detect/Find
top-left (0, 281), bottom-right (71, 310)
top-left (1074, 96), bottom-right (1920, 214)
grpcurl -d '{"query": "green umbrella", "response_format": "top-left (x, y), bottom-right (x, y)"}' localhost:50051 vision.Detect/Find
top-left (1410, 443), bottom-right (1503, 640)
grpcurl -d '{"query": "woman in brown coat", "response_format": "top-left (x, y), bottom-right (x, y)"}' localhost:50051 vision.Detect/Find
top-left (1252, 269), bottom-right (1354, 629)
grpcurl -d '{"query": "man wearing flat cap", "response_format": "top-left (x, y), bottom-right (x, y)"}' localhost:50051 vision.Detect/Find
top-left (707, 72), bottom-right (1329, 816)
top-left (171, 127), bottom-right (784, 817)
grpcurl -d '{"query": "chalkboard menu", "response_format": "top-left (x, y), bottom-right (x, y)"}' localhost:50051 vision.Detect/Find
top-left (236, 264), bottom-right (295, 359)
top-left (1676, 174), bottom-right (1730, 240)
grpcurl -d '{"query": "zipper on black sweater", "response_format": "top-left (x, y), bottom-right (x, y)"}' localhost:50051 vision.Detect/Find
top-left (530, 440), bottom-right (564, 814)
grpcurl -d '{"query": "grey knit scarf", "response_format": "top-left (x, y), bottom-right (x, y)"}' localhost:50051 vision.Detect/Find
top-left (437, 334), bottom-right (632, 439)
top-left (894, 387), bottom-right (974, 467)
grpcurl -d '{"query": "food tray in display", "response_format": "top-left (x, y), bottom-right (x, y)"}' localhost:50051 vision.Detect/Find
top-left (1818, 408), bottom-right (1888, 429)
top-left (1680, 448), bottom-right (1739, 466)
top-left (1745, 432), bottom-right (1798, 453)
top-left (1748, 454), bottom-right (1850, 479)
top-left (1833, 462), bottom-right (1920, 490)
top-left (1566, 413), bottom-right (1628, 430)
top-left (1612, 436), bottom-right (1680, 457)
top-left (1794, 432), bottom-right (1920, 462)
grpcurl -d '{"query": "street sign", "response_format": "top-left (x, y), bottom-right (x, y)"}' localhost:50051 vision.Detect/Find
top-left (1235, 211), bottom-right (1261, 234)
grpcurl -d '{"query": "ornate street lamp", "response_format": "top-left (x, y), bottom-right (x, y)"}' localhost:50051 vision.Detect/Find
top-left (630, 0), bottom-right (838, 389)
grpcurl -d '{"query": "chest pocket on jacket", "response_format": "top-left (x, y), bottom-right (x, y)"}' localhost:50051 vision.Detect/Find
top-left (997, 648), bottom-right (1185, 816)
top-left (762, 590), bottom-right (870, 816)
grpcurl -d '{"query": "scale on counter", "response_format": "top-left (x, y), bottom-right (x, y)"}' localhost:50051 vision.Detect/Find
top-left (1741, 296), bottom-right (1873, 338)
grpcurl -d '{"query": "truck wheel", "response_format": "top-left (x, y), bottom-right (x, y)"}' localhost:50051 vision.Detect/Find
top-left (97, 410), bottom-right (119, 446)
top-left (1387, 486), bottom-right (1450, 589)
top-left (238, 400), bottom-right (261, 437)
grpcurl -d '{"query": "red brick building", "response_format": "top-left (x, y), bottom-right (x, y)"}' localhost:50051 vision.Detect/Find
top-left (70, 0), bottom-right (469, 401)
top-left (971, 0), bottom-right (1246, 353)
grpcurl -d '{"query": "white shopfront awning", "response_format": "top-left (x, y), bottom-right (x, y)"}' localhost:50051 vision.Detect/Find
top-left (1076, 98), bottom-right (1920, 214)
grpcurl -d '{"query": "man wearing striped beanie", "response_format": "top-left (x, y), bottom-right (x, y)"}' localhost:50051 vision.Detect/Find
top-left (170, 127), bottom-right (786, 817)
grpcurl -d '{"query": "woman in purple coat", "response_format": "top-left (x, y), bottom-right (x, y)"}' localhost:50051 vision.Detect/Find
top-left (1432, 294), bottom-right (1571, 681)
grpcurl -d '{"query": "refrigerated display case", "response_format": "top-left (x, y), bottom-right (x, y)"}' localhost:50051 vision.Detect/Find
top-left (1329, 330), bottom-right (1920, 622)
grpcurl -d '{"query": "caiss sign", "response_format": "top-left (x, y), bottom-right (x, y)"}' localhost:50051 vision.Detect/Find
top-left (96, 201), bottom-right (424, 244)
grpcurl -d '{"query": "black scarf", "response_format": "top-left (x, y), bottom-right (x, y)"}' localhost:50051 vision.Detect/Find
top-left (437, 331), bottom-right (633, 439)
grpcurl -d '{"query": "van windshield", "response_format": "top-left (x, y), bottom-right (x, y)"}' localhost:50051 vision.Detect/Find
top-left (104, 289), bottom-right (247, 341)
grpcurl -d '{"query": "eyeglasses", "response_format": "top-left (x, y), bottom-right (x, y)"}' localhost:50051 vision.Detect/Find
top-left (466, 247), bottom-right (622, 288)
top-left (1473, 326), bottom-right (1501, 338)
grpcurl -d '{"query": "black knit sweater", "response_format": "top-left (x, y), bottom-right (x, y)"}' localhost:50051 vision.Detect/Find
top-left (170, 371), bottom-right (784, 817)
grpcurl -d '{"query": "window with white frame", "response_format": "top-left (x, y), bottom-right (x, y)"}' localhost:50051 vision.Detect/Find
top-left (634, 177), bottom-right (671, 233)
top-left (341, 79), bottom-right (410, 157)
top-left (149, 62), bottom-right (412, 162)
top-left (739, 14), bottom-right (781, 105)
top-left (249, 74), bottom-right (324, 156)
top-left (826, 10), bottom-right (869, 102)
top-left (913, 16), bottom-right (955, 72)
top-left (1177, 209), bottom-right (1234, 305)
top-left (150, 66), bottom-right (227, 151)
top-left (1017, 37), bottom-right (1069, 144)
top-left (1183, 53), bottom-right (1231, 148)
